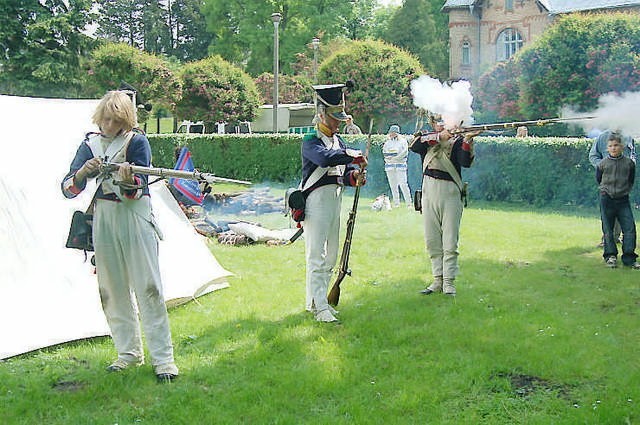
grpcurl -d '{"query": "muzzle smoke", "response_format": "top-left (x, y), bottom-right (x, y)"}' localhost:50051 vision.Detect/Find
top-left (562, 91), bottom-right (640, 138)
top-left (410, 76), bottom-right (474, 129)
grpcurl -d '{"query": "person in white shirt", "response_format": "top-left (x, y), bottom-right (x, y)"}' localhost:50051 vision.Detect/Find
top-left (382, 124), bottom-right (411, 208)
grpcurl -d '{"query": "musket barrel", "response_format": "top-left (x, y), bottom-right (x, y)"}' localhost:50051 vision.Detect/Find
top-left (450, 116), bottom-right (596, 134)
top-left (104, 163), bottom-right (252, 185)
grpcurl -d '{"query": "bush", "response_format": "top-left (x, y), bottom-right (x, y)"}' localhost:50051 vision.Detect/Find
top-left (149, 134), bottom-right (635, 208)
top-left (474, 13), bottom-right (640, 126)
top-left (176, 56), bottom-right (261, 130)
top-left (318, 39), bottom-right (424, 133)
top-left (85, 43), bottom-right (182, 120)
top-left (254, 73), bottom-right (313, 105)
top-left (519, 13), bottom-right (640, 117)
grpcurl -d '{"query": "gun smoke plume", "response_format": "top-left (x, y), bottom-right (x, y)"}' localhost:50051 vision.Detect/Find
top-left (410, 75), bottom-right (474, 129)
top-left (562, 91), bottom-right (640, 138)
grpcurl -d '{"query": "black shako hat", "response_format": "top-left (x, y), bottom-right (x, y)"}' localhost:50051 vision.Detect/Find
top-left (119, 81), bottom-right (152, 112)
top-left (313, 81), bottom-right (353, 121)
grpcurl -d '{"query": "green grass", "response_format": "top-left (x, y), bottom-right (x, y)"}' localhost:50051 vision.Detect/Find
top-left (1, 198), bottom-right (639, 424)
top-left (144, 116), bottom-right (175, 134)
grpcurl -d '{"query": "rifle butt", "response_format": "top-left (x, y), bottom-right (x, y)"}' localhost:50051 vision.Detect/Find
top-left (327, 283), bottom-right (341, 306)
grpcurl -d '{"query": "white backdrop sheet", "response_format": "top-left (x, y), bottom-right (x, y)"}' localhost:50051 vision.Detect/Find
top-left (0, 95), bottom-right (231, 359)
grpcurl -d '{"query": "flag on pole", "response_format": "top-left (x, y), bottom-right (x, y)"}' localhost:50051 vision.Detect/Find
top-left (169, 147), bottom-right (204, 204)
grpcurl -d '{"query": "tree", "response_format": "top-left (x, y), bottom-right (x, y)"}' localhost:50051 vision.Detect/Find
top-left (85, 43), bottom-right (182, 119)
top-left (95, 0), bottom-right (144, 47)
top-left (168, 0), bottom-right (212, 61)
top-left (254, 72), bottom-right (313, 104)
top-left (95, 0), bottom-right (171, 54)
top-left (319, 39), bottom-right (424, 132)
top-left (201, 0), bottom-right (378, 76)
top-left (517, 13), bottom-right (640, 118)
top-left (381, 0), bottom-right (449, 79)
top-left (474, 60), bottom-right (523, 123)
top-left (0, 0), bottom-right (96, 97)
top-left (338, 0), bottom-right (377, 40)
top-left (175, 56), bottom-right (261, 128)
top-left (472, 13), bottom-right (640, 136)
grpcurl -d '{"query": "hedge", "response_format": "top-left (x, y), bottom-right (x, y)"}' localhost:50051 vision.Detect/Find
top-left (148, 134), bottom-right (639, 207)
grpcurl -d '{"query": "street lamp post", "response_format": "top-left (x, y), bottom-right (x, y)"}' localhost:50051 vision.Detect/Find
top-left (312, 37), bottom-right (320, 83)
top-left (271, 12), bottom-right (282, 133)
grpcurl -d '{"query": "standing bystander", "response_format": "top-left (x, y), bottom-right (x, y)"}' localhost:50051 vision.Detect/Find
top-left (589, 129), bottom-right (637, 245)
top-left (596, 132), bottom-right (640, 269)
top-left (343, 115), bottom-right (362, 135)
top-left (382, 124), bottom-right (412, 208)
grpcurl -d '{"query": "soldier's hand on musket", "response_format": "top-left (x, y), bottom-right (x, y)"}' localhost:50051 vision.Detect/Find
top-left (354, 169), bottom-right (367, 186)
top-left (439, 128), bottom-right (453, 141)
top-left (347, 149), bottom-right (367, 167)
top-left (76, 157), bottom-right (102, 182)
top-left (117, 162), bottom-right (135, 184)
top-left (463, 129), bottom-right (483, 139)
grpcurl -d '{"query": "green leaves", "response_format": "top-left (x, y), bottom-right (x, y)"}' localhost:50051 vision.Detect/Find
top-left (319, 39), bottom-right (424, 132)
top-left (176, 56), bottom-right (261, 127)
top-left (86, 43), bottom-right (182, 116)
top-left (477, 13), bottom-right (640, 123)
top-left (0, 0), bottom-right (95, 97)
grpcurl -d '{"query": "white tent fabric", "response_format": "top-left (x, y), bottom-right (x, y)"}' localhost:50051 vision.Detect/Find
top-left (0, 95), bottom-right (231, 359)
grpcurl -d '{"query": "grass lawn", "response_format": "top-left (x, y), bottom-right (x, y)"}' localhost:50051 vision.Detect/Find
top-left (1, 197), bottom-right (638, 424)
top-left (144, 116), bottom-right (175, 134)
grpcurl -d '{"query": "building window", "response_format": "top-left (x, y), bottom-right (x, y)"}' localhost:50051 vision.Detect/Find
top-left (462, 41), bottom-right (471, 65)
top-left (505, 0), bottom-right (514, 11)
top-left (496, 28), bottom-right (523, 61)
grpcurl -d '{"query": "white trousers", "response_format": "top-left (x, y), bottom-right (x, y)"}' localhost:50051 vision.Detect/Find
top-left (94, 199), bottom-right (174, 366)
top-left (385, 168), bottom-right (411, 207)
top-left (304, 185), bottom-right (342, 313)
top-left (422, 176), bottom-right (463, 280)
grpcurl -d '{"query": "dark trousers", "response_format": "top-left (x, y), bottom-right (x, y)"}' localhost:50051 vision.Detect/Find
top-left (600, 194), bottom-right (638, 265)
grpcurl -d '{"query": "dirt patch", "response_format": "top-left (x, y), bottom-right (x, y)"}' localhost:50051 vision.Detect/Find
top-left (492, 371), bottom-right (572, 399)
top-left (52, 380), bottom-right (85, 392)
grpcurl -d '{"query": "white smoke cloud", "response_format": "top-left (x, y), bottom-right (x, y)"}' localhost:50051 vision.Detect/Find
top-left (562, 91), bottom-right (640, 138)
top-left (410, 75), bottom-right (474, 129)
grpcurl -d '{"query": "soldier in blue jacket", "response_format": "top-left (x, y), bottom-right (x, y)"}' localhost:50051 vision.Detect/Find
top-left (301, 83), bottom-right (366, 322)
top-left (62, 91), bottom-right (178, 382)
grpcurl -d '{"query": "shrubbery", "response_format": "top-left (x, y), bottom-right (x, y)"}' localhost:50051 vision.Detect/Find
top-left (85, 43), bottom-right (182, 120)
top-left (254, 73), bottom-right (313, 105)
top-left (148, 134), bottom-right (638, 207)
top-left (318, 40), bottom-right (424, 133)
top-left (475, 13), bottom-right (640, 125)
top-left (176, 56), bottom-right (261, 131)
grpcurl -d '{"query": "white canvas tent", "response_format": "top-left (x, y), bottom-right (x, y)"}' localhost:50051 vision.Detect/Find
top-left (0, 95), bottom-right (232, 359)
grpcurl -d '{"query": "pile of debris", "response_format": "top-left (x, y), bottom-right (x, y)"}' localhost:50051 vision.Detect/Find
top-left (177, 187), bottom-right (299, 246)
top-left (202, 187), bottom-right (284, 216)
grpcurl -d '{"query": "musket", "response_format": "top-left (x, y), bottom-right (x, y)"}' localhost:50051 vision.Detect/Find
top-left (327, 119), bottom-right (373, 307)
top-left (449, 116), bottom-right (596, 134)
top-left (98, 162), bottom-right (252, 185)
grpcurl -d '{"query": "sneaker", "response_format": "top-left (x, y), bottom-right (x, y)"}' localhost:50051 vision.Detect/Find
top-left (605, 256), bottom-right (617, 268)
top-left (627, 262), bottom-right (640, 270)
top-left (443, 280), bottom-right (456, 296)
top-left (306, 304), bottom-right (339, 315)
top-left (154, 363), bottom-right (179, 383)
top-left (315, 309), bottom-right (338, 323)
top-left (106, 358), bottom-right (143, 372)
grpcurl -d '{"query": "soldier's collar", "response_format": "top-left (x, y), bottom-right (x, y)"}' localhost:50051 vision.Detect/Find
top-left (317, 122), bottom-right (335, 137)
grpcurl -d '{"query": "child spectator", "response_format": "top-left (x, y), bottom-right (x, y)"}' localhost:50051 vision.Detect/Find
top-left (596, 133), bottom-right (640, 269)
